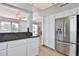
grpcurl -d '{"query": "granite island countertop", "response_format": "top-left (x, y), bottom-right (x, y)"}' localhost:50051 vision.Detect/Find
top-left (0, 32), bottom-right (39, 42)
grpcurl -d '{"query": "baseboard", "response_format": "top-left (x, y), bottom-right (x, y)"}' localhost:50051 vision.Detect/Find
top-left (35, 55), bottom-right (39, 56)
top-left (42, 45), bottom-right (66, 56)
top-left (42, 45), bottom-right (55, 51)
top-left (55, 50), bottom-right (67, 56)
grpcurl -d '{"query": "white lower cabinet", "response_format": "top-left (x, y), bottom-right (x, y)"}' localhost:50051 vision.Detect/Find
top-left (0, 42), bottom-right (7, 56)
top-left (69, 44), bottom-right (76, 56)
top-left (0, 37), bottom-right (39, 56)
top-left (27, 38), bottom-right (39, 56)
top-left (8, 44), bottom-right (27, 56)
top-left (7, 39), bottom-right (27, 56)
top-left (7, 37), bottom-right (39, 56)
top-left (0, 52), bottom-right (6, 56)
top-left (0, 42), bottom-right (7, 51)
top-left (0, 50), bottom-right (6, 56)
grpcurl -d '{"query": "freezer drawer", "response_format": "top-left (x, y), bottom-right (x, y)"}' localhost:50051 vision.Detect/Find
top-left (56, 41), bottom-right (76, 56)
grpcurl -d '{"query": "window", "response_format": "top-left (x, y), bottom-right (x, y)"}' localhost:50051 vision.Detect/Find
top-left (0, 22), bottom-right (11, 32)
top-left (12, 23), bottom-right (19, 32)
top-left (0, 21), bottom-right (19, 33)
top-left (33, 24), bottom-right (38, 36)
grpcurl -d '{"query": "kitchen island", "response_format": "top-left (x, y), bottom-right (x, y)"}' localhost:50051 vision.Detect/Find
top-left (0, 32), bottom-right (39, 56)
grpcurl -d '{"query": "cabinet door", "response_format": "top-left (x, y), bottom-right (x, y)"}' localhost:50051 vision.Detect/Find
top-left (69, 44), bottom-right (76, 56)
top-left (8, 39), bottom-right (26, 48)
top-left (43, 16), bottom-right (49, 46)
top-left (0, 42), bottom-right (7, 56)
top-left (27, 38), bottom-right (39, 56)
top-left (48, 16), bottom-right (55, 49)
top-left (27, 38), bottom-right (34, 56)
top-left (55, 8), bottom-right (77, 18)
top-left (43, 16), bottom-right (55, 49)
top-left (0, 50), bottom-right (6, 56)
top-left (8, 44), bottom-right (27, 56)
top-left (0, 42), bottom-right (7, 51)
top-left (0, 53), bottom-right (6, 56)
top-left (31, 38), bottom-right (39, 56)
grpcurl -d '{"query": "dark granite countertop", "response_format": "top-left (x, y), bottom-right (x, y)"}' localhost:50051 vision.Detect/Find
top-left (0, 32), bottom-right (39, 42)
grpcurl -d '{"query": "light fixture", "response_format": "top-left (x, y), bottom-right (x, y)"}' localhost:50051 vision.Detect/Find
top-left (33, 3), bottom-right (54, 10)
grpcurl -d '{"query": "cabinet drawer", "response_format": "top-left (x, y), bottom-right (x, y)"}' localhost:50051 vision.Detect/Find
top-left (0, 42), bottom-right (7, 51)
top-left (56, 41), bottom-right (70, 55)
top-left (8, 39), bottom-right (26, 48)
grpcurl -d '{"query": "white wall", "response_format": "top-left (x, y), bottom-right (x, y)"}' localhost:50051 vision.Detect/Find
top-left (19, 21), bottom-right (27, 32)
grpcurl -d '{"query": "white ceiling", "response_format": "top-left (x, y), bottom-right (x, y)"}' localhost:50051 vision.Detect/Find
top-left (5, 3), bottom-right (79, 16)
top-left (39, 3), bottom-right (79, 16)
top-left (0, 3), bottom-right (79, 23)
top-left (0, 4), bottom-right (29, 20)
top-left (32, 3), bottom-right (53, 10)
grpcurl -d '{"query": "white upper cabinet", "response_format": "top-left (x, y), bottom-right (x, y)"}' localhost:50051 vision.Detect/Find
top-left (69, 16), bottom-right (77, 43)
top-left (43, 16), bottom-right (49, 47)
top-left (55, 8), bottom-right (78, 19)
top-left (48, 15), bottom-right (55, 49)
top-left (77, 7), bottom-right (79, 15)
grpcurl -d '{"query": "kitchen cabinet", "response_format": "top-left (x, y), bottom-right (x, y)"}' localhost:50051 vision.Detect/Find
top-left (48, 16), bottom-right (55, 49)
top-left (7, 39), bottom-right (27, 56)
top-left (0, 37), bottom-right (39, 56)
top-left (76, 7), bottom-right (79, 15)
top-left (8, 39), bottom-right (27, 48)
top-left (27, 37), bottom-right (39, 56)
top-left (43, 16), bottom-right (49, 47)
top-left (0, 50), bottom-right (6, 56)
top-left (7, 37), bottom-right (39, 56)
top-left (0, 42), bottom-right (7, 51)
top-left (43, 16), bottom-right (55, 49)
top-left (55, 8), bottom-right (77, 19)
top-left (8, 44), bottom-right (27, 56)
top-left (69, 44), bottom-right (76, 56)
top-left (0, 42), bottom-right (7, 56)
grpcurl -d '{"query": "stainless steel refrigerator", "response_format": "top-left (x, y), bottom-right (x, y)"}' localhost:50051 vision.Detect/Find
top-left (55, 16), bottom-right (77, 56)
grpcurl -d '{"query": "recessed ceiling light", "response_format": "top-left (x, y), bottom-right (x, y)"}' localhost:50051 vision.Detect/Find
top-left (33, 3), bottom-right (54, 10)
